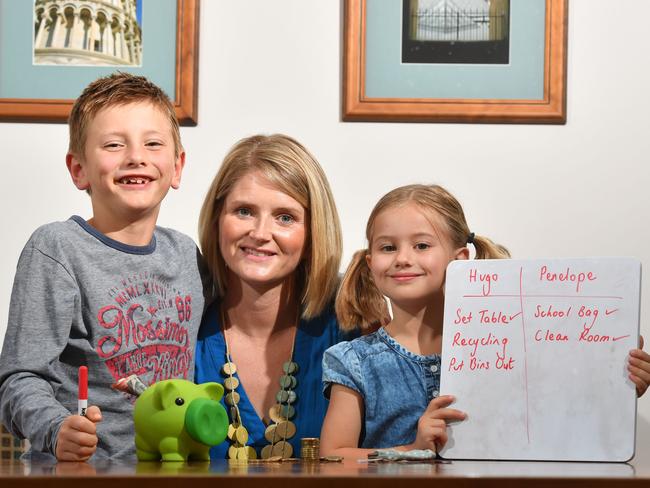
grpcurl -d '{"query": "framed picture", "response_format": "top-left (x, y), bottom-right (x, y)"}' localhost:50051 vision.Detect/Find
top-left (343, 0), bottom-right (568, 124)
top-left (0, 0), bottom-right (199, 125)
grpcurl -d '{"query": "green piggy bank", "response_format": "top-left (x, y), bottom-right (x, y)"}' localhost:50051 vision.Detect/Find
top-left (133, 379), bottom-right (228, 461)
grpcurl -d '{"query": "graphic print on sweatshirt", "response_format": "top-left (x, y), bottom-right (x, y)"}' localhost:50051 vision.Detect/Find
top-left (95, 270), bottom-right (193, 386)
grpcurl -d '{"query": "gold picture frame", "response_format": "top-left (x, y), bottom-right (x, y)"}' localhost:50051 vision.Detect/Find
top-left (0, 0), bottom-right (199, 125)
top-left (343, 0), bottom-right (568, 124)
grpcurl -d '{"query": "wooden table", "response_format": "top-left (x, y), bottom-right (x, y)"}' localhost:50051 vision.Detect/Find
top-left (2, 448), bottom-right (649, 488)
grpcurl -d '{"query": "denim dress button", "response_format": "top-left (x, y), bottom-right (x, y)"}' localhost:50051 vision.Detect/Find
top-left (430, 364), bottom-right (438, 373)
top-left (432, 390), bottom-right (439, 398)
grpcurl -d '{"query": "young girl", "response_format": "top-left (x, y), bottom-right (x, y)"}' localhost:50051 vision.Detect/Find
top-left (319, 184), bottom-right (509, 458)
top-left (320, 184), bottom-right (650, 459)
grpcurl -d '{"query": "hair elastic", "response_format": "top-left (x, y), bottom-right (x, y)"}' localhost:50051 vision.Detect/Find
top-left (467, 232), bottom-right (475, 245)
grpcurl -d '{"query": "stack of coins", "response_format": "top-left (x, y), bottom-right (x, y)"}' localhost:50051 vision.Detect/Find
top-left (300, 438), bottom-right (320, 461)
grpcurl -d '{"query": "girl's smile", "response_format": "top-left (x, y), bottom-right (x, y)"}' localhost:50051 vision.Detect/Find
top-left (366, 203), bottom-right (467, 307)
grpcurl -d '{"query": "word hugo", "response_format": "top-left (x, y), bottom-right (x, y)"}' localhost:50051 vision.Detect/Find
top-left (538, 265), bottom-right (597, 293)
top-left (449, 332), bottom-right (515, 372)
top-left (468, 269), bottom-right (499, 296)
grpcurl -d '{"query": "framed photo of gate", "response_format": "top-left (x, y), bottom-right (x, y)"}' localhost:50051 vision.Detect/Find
top-left (0, 0), bottom-right (199, 125)
top-left (343, 0), bottom-right (568, 124)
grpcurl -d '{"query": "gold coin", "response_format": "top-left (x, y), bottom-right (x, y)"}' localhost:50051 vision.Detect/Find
top-left (266, 456), bottom-right (283, 462)
top-left (260, 445), bottom-right (274, 459)
top-left (264, 424), bottom-right (277, 443)
top-left (322, 456), bottom-right (343, 462)
top-left (224, 376), bottom-right (239, 391)
top-left (245, 446), bottom-right (258, 460)
top-left (235, 426), bottom-right (249, 445)
top-left (271, 441), bottom-right (293, 458)
top-left (228, 445), bottom-right (238, 459)
top-left (268, 404), bottom-right (286, 423)
top-left (275, 421), bottom-right (296, 439)
top-left (225, 392), bottom-right (241, 405)
top-left (282, 361), bottom-right (299, 374)
top-left (227, 423), bottom-right (237, 440)
top-left (222, 362), bottom-right (237, 375)
top-left (281, 404), bottom-right (295, 419)
top-left (229, 406), bottom-right (240, 424)
top-left (279, 375), bottom-right (297, 389)
top-left (235, 446), bottom-right (250, 460)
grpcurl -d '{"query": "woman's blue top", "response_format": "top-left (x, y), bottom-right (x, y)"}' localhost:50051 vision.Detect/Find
top-left (322, 327), bottom-right (442, 449)
top-left (195, 301), bottom-right (352, 459)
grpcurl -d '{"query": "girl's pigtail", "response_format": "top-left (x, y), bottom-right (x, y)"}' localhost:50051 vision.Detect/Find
top-left (335, 249), bottom-right (389, 331)
top-left (472, 235), bottom-right (511, 260)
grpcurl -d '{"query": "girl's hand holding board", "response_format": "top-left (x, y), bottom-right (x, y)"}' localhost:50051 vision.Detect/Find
top-left (629, 336), bottom-right (650, 397)
top-left (409, 395), bottom-right (466, 452)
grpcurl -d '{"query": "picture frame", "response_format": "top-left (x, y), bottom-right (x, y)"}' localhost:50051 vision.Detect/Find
top-left (343, 0), bottom-right (568, 124)
top-left (0, 0), bottom-right (199, 125)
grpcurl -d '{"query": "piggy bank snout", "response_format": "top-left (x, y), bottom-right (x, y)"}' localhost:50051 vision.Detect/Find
top-left (184, 398), bottom-right (229, 446)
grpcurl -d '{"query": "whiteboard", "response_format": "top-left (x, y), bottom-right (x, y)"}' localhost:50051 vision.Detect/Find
top-left (439, 257), bottom-right (641, 462)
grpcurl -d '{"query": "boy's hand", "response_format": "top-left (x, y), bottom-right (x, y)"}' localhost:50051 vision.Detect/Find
top-left (409, 395), bottom-right (466, 452)
top-left (630, 335), bottom-right (650, 397)
top-left (55, 406), bottom-right (102, 461)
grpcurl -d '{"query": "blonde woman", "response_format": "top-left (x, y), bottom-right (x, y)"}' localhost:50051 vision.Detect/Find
top-left (195, 134), bottom-right (352, 460)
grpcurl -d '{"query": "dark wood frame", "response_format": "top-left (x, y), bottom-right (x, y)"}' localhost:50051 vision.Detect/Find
top-left (0, 0), bottom-right (200, 126)
top-left (343, 0), bottom-right (568, 124)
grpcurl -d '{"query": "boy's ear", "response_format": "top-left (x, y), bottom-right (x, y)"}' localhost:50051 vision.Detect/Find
top-left (66, 153), bottom-right (90, 191)
top-left (171, 151), bottom-right (186, 190)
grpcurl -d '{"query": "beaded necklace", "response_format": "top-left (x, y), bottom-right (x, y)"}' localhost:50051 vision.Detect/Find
top-left (220, 309), bottom-right (299, 460)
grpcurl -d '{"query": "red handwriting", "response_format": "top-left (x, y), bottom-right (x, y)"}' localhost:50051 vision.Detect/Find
top-left (478, 309), bottom-right (511, 325)
top-left (534, 329), bottom-right (569, 342)
top-left (578, 321), bottom-right (610, 343)
top-left (470, 356), bottom-right (490, 370)
top-left (538, 265), bottom-right (597, 293)
top-left (449, 357), bottom-right (465, 371)
top-left (578, 305), bottom-right (599, 328)
top-left (452, 331), bottom-right (508, 357)
top-left (495, 352), bottom-right (515, 370)
top-left (454, 308), bottom-right (473, 325)
top-left (469, 269), bottom-right (498, 296)
top-left (605, 308), bottom-right (619, 316)
top-left (534, 304), bottom-right (572, 319)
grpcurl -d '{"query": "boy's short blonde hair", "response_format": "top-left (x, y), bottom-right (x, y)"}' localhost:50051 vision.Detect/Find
top-left (198, 134), bottom-right (342, 319)
top-left (68, 72), bottom-right (181, 158)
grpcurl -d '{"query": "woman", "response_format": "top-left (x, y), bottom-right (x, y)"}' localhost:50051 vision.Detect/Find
top-left (195, 134), bottom-right (352, 460)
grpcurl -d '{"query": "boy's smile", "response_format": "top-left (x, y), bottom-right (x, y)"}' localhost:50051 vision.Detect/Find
top-left (66, 102), bottom-right (185, 240)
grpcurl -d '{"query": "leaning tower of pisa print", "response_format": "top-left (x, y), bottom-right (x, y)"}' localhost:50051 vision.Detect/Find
top-left (34, 0), bottom-right (142, 66)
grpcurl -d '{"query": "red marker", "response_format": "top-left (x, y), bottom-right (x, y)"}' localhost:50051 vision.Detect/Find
top-left (78, 366), bottom-right (88, 416)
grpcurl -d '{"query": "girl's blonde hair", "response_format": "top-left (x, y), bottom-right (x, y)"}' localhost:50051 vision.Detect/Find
top-left (335, 184), bottom-right (510, 330)
top-left (198, 134), bottom-right (342, 319)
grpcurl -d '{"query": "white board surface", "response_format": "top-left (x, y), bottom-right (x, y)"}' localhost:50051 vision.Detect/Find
top-left (439, 257), bottom-right (641, 462)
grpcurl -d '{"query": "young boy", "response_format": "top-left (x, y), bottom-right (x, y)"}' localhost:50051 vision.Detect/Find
top-left (0, 73), bottom-right (207, 460)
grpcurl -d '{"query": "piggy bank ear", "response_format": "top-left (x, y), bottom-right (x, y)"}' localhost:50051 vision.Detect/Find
top-left (153, 381), bottom-right (183, 410)
top-left (202, 382), bottom-right (224, 402)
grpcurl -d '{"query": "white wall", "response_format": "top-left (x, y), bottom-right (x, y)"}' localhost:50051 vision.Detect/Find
top-left (1, 0), bottom-right (649, 443)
